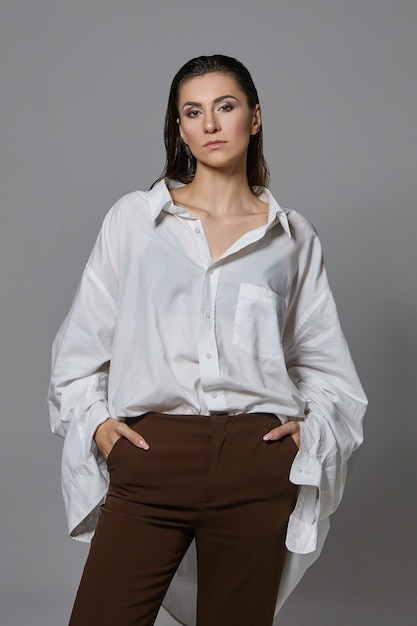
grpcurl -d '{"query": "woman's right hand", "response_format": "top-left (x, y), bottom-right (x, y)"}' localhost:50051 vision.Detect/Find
top-left (94, 417), bottom-right (150, 459)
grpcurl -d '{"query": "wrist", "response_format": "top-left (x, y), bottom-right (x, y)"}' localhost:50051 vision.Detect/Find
top-left (93, 417), bottom-right (111, 443)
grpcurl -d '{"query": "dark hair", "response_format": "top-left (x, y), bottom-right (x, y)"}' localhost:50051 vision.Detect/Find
top-left (156, 54), bottom-right (269, 191)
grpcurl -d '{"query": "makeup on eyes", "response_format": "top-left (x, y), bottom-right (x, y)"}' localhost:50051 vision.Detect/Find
top-left (182, 95), bottom-right (240, 117)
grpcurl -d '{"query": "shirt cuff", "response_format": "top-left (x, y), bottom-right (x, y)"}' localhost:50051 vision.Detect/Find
top-left (290, 451), bottom-right (322, 487)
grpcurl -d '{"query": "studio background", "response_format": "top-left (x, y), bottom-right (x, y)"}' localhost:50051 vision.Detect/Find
top-left (1, 1), bottom-right (416, 625)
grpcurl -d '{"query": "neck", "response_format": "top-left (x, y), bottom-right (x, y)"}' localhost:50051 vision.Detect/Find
top-left (181, 165), bottom-right (258, 216)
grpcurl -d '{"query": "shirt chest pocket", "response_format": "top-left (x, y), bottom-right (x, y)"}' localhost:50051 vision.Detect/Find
top-left (232, 282), bottom-right (286, 360)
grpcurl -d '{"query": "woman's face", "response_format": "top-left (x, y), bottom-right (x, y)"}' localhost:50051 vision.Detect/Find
top-left (177, 72), bottom-right (260, 174)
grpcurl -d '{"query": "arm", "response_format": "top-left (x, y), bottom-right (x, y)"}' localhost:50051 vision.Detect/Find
top-left (48, 206), bottom-right (120, 449)
top-left (48, 205), bottom-right (122, 539)
top-left (284, 288), bottom-right (367, 516)
top-left (264, 219), bottom-right (367, 552)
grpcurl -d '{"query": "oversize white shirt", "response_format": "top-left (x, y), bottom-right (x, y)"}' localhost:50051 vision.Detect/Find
top-left (48, 179), bottom-right (367, 623)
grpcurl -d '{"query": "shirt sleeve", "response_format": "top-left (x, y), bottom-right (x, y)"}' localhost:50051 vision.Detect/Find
top-left (48, 204), bottom-right (121, 540)
top-left (283, 219), bottom-right (368, 553)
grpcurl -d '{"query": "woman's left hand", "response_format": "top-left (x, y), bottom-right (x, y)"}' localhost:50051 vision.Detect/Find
top-left (263, 420), bottom-right (301, 449)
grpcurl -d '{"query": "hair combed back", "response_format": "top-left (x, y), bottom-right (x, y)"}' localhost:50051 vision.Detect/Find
top-left (157, 54), bottom-right (269, 191)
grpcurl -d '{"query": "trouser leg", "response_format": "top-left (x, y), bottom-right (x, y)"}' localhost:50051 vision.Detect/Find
top-left (69, 498), bottom-right (193, 626)
top-left (69, 413), bottom-right (211, 626)
top-left (195, 414), bottom-right (299, 626)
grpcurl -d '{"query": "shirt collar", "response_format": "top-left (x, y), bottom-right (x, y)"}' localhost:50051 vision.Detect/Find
top-left (148, 178), bottom-right (291, 238)
top-left (258, 187), bottom-right (291, 237)
top-left (148, 178), bottom-right (178, 220)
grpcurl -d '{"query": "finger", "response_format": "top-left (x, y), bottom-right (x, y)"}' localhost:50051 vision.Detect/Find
top-left (116, 422), bottom-right (150, 450)
top-left (262, 425), bottom-right (286, 441)
top-left (263, 421), bottom-right (300, 442)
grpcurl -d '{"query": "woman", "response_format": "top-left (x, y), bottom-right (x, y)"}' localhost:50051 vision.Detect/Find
top-left (49, 55), bottom-right (367, 626)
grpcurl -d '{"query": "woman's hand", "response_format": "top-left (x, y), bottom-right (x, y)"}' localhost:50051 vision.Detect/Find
top-left (263, 420), bottom-right (301, 449)
top-left (94, 418), bottom-right (150, 459)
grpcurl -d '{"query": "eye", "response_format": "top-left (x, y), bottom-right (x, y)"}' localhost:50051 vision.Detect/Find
top-left (219, 103), bottom-right (234, 112)
top-left (185, 109), bottom-right (201, 118)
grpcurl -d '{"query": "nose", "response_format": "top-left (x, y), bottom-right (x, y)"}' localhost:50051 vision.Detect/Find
top-left (204, 112), bottom-right (219, 133)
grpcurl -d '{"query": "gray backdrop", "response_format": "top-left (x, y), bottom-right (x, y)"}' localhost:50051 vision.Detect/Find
top-left (1, 1), bottom-right (416, 625)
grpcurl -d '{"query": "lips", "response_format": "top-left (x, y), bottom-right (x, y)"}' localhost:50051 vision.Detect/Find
top-left (203, 140), bottom-right (227, 147)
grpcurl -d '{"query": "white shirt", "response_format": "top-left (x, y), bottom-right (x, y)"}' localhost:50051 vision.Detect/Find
top-left (48, 179), bottom-right (367, 623)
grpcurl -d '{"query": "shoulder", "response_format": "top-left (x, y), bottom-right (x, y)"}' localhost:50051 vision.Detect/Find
top-left (263, 188), bottom-right (319, 244)
top-left (100, 190), bottom-right (153, 231)
top-left (285, 208), bottom-right (319, 239)
top-left (283, 208), bottom-right (325, 265)
top-left (107, 190), bottom-right (151, 219)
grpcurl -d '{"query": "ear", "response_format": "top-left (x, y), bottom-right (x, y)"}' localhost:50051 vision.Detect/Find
top-left (177, 118), bottom-right (188, 145)
top-left (250, 104), bottom-right (262, 136)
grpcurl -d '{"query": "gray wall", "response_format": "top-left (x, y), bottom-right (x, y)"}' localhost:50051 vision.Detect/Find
top-left (1, 1), bottom-right (416, 624)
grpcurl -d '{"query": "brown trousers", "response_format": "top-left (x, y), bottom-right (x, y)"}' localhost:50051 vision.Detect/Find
top-left (69, 412), bottom-right (298, 626)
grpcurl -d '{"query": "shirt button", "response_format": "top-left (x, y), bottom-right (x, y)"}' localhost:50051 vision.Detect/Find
top-left (206, 352), bottom-right (212, 359)
top-left (211, 391), bottom-right (217, 399)
top-left (204, 311), bottom-right (211, 318)
top-left (304, 469), bottom-right (311, 475)
top-left (194, 227), bottom-right (201, 234)
top-left (295, 467), bottom-right (302, 473)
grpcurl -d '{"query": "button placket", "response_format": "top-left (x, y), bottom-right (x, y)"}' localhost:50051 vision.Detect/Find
top-left (198, 265), bottom-right (226, 412)
top-left (188, 218), bottom-right (212, 266)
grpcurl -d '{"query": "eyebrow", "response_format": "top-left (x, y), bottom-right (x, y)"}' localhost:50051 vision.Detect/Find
top-left (181, 94), bottom-right (240, 110)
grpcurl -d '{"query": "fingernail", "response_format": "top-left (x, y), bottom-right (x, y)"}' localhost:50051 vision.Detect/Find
top-left (263, 434), bottom-right (271, 441)
top-left (139, 440), bottom-right (150, 450)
